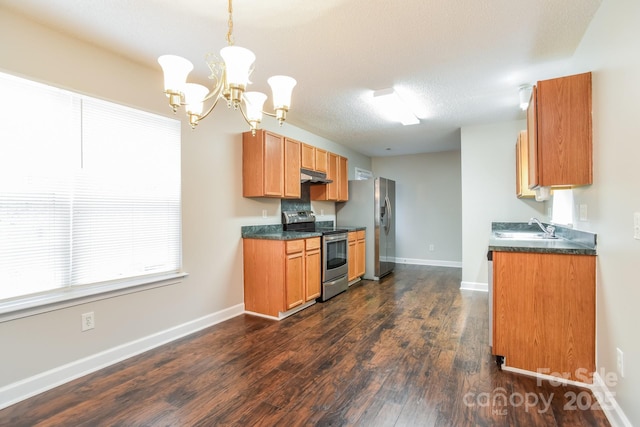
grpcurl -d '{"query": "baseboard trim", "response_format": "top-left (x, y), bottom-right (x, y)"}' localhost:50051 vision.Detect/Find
top-left (460, 281), bottom-right (488, 292)
top-left (592, 371), bottom-right (633, 427)
top-left (395, 257), bottom-right (462, 268)
top-left (501, 366), bottom-right (631, 426)
top-left (0, 303), bottom-right (245, 411)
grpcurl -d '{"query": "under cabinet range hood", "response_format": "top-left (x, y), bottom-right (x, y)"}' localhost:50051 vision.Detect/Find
top-left (300, 168), bottom-right (333, 184)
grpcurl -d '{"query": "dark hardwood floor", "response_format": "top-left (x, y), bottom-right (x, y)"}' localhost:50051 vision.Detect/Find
top-left (0, 265), bottom-right (610, 426)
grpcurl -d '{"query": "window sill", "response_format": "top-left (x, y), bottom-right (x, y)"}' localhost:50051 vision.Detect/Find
top-left (0, 272), bottom-right (189, 323)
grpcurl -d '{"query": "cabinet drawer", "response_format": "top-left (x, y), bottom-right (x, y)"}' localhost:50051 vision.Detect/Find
top-left (348, 231), bottom-right (356, 243)
top-left (286, 239), bottom-right (305, 254)
top-left (356, 230), bottom-right (365, 240)
top-left (305, 237), bottom-right (320, 250)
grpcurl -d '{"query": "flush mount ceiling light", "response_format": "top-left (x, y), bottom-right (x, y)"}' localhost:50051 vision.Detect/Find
top-left (158, 0), bottom-right (296, 133)
top-left (372, 88), bottom-right (420, 126)
top-left (519, 84), bottom-right (533, 110)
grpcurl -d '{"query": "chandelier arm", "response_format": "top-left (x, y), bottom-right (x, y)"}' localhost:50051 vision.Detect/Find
top-left (238, 103), bottom-right (253, 126)
top-left (261, 110), bottom-right (276, 118)
top-left (197, 93), bottom-right (223, 122)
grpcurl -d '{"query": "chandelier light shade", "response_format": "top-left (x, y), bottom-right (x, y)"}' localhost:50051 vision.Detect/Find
top-left (157, 0), bottom-right (296, 133)
top-left (158, 55), bottom-right (194, 112)
top-left (243, 91), bottom-right (268, 129)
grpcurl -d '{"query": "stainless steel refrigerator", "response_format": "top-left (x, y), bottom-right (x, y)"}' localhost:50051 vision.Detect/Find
top-left (336, 177), bottom-right (395, 280)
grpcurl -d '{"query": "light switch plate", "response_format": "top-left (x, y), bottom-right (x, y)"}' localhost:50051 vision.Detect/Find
top-left (579, 204), bottom-right (588, 221)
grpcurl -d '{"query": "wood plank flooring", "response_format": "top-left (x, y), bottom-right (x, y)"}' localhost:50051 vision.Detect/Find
top-left (0, 265), bottom-right (610, 426)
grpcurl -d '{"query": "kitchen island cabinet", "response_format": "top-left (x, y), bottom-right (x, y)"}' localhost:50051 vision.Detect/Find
top-left (492, 250), bottom-right (595, 383)
top-left (243, 237), bottom-right (321, 318)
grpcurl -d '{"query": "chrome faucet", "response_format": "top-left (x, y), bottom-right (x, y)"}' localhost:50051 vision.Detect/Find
top-left (529, 217), bottom-right (556, 238)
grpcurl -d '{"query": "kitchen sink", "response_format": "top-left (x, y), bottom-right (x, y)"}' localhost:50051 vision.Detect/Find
top-left (494, 231), bottom-right (558, 240)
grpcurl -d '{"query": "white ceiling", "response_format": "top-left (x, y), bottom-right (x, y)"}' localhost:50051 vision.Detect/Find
top-left (2, 0), bottom-right (602, 157)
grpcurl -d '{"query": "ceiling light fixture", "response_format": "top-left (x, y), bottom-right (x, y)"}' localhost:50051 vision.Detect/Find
top-left (157, 0), bottom-right (296, 133)
top-left (372, 88), bottom-right (420, 126)
top-left (519, 84), bottom-right (533, 110)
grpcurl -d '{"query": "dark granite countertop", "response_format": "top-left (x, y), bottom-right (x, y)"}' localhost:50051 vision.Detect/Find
top-left (241, 222), bottom-right (366, 241)
top-left (488, 222), bottom-right (597, 255)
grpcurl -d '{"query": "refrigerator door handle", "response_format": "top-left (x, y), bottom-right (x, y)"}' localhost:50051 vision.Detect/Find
top-left (384, 195), bottom-right (392, 235)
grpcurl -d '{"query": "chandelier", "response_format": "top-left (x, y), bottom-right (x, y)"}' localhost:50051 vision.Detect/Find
top-left (157, 0), bottom-right (297, 133)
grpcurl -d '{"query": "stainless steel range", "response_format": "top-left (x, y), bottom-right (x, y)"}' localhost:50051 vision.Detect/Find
top-left (282, 210), bottom-right (349, 301)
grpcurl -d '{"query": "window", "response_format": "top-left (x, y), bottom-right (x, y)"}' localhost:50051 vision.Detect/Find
top-left (0, 72), bottom-right (182, 311)
top-left (551, 189), bottom-right (574, 226)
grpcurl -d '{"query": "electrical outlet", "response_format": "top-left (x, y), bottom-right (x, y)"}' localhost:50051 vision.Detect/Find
top-left (634, 212), bottom-right (640, 240)
top-left (616, 348), bottom-right (624, 378)
top-left (428, 244), bottom-right (435, 251)
top-left (261, 209), bottom-right (267, 218)
top-left (82, 312), bottom-right (95, 332)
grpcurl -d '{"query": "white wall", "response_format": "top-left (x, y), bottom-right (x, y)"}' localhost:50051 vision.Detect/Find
top-left (0, 7), bottom-right (369, 402)
top-left (566, 0), bottom-right (640, 424)
top-left (372, 151), bottom-right (462, 266)
top-left (460, 120), bottom-right (546, 288)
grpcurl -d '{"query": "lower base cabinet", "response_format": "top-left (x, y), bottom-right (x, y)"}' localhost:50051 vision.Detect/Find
top-left (243, 237), bottom-right (321, 317)
top-left (492, 251), bottom-right (596, 383)
top-left (348, 230), bottom-right (366, 282)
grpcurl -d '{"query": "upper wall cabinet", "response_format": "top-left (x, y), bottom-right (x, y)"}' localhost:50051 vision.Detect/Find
top-left (310, 152), bottom-right (349, 202)
top-left (516, 131), bottom-right (535, 198)
top-left (527, 72), bottom-right (592, 189)
top-left (301, 143), bottom-right (328, 173)
top-left (243, 130), bottom-right (301, 199)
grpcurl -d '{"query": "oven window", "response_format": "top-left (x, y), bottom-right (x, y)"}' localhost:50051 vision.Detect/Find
top-left (326, 238), bottom-right (347, 270)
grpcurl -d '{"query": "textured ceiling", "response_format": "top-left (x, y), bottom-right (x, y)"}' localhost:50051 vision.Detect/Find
top-left (1, 0), bottom-right (602, 157)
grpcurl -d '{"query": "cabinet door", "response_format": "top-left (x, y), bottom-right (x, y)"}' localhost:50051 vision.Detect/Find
top-left (263, 131), bottom-right (284, 196)
top-left (284, 138), bottom-right (301, 199)
top-left (285, 250), bottom-right (305, 310)
top-left (356, 231), bottom-right (366, 278)
top-left (493, 251), bottom-right (595, 383)
top-left (347, 237), bottom-right (357, 281)
top-left (528, 73), bottom-right (592, 188)
top-left (301, 144), bottom-right (315, 170)
top-left (310, 152), bottom-right (338, 201)
top-left (305, 245), bottom-right (321, 301)
top-left (516, 131), bottom-right (535, 198)
top-left (337, 156), bottom-right (349, 202)
top-left (315, 149), bottom-right (328, 173)
top-left (527, 86), bottom-right (539, 189)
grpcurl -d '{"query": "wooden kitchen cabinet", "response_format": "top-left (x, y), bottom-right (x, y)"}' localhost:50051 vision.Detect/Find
top-left (315, 148), bottom-right (328, 173)
top-left (310, 152), bottom-right (348, 202)
top-left (243, 237), bottom-right (321, 317)
top-left (516, 130), bottom-right (535, 198)
top-left (527, 72), bottom-right (592, 188)
top-left (338, 156), bottom-right (349, 201)
top-left (492, 251), bottom-right (596, 383)
top-left (347, 230), bottom-right (366, 282)
top-left (243, 130), bottom-right (301, 199)
top-left (301, 143), bottom-right (315, 170)
top-left (301, 143), bottom-right (328, 173)
top-left (305, 238), bottom-right (321, 300)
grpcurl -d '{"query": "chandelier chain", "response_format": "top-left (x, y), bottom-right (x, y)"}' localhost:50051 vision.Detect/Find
top-left (226, 0), bottom-right (234, 46)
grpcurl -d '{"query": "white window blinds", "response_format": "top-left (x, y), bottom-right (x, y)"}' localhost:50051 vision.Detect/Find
top-left (0, 72), bottom-right (181, 302)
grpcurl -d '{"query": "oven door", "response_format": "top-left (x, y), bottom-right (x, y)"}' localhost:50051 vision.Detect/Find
top-left (322, 233), bottom-right (348, 282)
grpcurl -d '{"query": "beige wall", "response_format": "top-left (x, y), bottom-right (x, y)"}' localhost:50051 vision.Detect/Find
top-left (568, 0), bottom-right (640, 424)
top-left (0, 7), bottom-right (369, 398)
top-left (460, 120), bottom-right (546, 287)
top-left (372, 151), bottom-right (462, 265)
